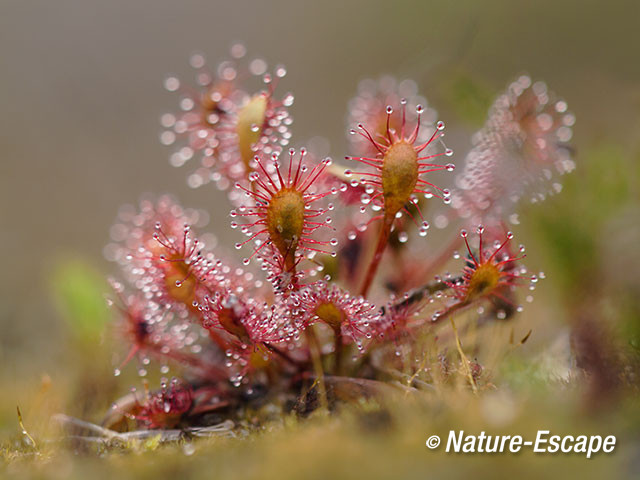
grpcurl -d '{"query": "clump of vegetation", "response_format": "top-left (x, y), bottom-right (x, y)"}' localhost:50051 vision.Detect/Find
top-left (98, 47), bottom-right (572, 433)
top-left (6, 46), bottom-right (639, 476)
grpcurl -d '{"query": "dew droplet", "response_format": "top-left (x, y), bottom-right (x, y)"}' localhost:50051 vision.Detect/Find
top-left (164, 76), bottom-right (180, 92)
top-left (183, 443), bottom-right (196, 456)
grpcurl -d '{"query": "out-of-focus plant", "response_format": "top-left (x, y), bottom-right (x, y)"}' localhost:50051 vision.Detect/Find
top-left (442, 71), bottom-right (495, 127)
top-left (50, 259), bottom-right (111, 344)
top-left (524, 144), bottom-right (640, 404)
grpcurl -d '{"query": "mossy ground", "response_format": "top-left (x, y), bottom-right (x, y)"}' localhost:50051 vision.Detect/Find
top-left (3, 381), bottom-right (639, 479)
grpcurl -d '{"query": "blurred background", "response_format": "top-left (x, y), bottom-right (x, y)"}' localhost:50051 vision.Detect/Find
top-left (1, 0), bottom-right (639, 437)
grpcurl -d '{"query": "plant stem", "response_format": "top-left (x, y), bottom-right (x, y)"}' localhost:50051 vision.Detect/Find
top-left (449, 313), bottom-right (478, 394)
top-left (333, 329), bottom-right (343, 375)
top-left (430, 299), bottom-right (469, 326)
top-left (360, 216), bottom-right (394, 297)
top-left (289, 251), bottom-right (327, 409)
top-left (305, 327), bottom-right (329, 410)
top-left (383, 279), bottom-right (456, 316)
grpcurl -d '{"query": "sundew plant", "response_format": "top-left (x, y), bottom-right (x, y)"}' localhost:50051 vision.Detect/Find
top-left (101, 45), bottom-right (574, 431)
